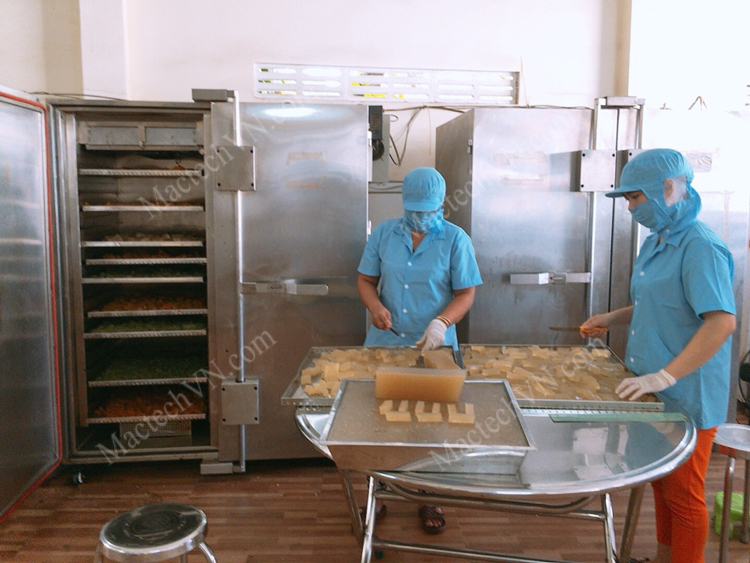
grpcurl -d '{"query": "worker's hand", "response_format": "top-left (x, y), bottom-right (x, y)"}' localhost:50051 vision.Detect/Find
top-left (616, 369), bottom-right (677, 401)
top-left (369, 305), bottom-right (392, 331)
top-left (579, 313), bottom-right (610, 339)
top-left (416, 318), bottom-right (447, 351)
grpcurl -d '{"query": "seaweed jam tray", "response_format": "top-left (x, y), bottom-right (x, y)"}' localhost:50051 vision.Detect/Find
top-left (281, 346), bottom-right (463, 407)
top-left (320, 379), bottom-right (534, 474)
top-left (459, 344), bottom-right (663, 412)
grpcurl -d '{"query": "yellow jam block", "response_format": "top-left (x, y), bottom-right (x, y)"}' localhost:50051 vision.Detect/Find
top-left (447, 403), bottom-right (475, 424)
top-left (375, 366), bottom-right (466, 402)
top-left (378, 399), bottom-right (393, 415)
top-left (384, 400), bottom-right (411, 422)
top-left (423, 349), bottom-right (460, 369)
top-left (415, 401), bottom-right (443, 422)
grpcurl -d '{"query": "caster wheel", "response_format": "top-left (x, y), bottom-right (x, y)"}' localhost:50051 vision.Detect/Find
top-left (71, 471), bottom-right (85, 485)
top-left (374, 550), bottom-right (385, 559)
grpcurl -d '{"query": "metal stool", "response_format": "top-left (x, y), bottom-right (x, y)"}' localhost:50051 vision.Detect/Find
top-left (94, 503), bottom-right (217, 563)
top-left (714, 423), bottom-right (750, 563)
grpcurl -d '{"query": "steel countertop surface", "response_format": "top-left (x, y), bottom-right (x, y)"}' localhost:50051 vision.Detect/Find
top-left (295, 407), bottom-right (696, 498)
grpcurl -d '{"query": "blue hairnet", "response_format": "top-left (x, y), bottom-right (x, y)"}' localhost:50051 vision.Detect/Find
top-left (402, 167), bottom-right (446, 211)
top-left (610, 149), bottom-right (701, 236)
top-left (607, 149), bottom-right (694, 200)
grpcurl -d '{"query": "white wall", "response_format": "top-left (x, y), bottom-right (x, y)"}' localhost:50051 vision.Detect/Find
top-left (122, 0), bottom-right (624, 175)
top-left (0, 0), bottom-right (82, 95)
top-left (629, 0), bottom-right (749, 110)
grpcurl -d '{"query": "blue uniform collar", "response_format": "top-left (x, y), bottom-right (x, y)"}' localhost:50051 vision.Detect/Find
top-left (394, 221), bottom-right (447, 242)
top-left (659, 225), bottom-right (692, 248)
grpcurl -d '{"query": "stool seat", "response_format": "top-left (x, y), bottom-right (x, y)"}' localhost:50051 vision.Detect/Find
top-left (95, 503), bottom-right (216, 563)
top-left (715, 423), bottom-right (750, 563)
top-left (715, 424), bottom-right (750, 460)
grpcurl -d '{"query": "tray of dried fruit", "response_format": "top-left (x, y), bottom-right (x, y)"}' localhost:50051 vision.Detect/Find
top-left (321, 379), bottom-right (534, 473)
top-left (87, 386), bottom-right (207, 423)
top-left (459, 344), bottom-right (663, 412)
top-left (87, 294), bottom-right (207, 318)
top-left (82, 265), bottom-right (205, 284)
top-left (281, 346), bottom-right (463, 407)
top-left (85, 249), bottom-right (207, 266)
top-left (83, 318), bottom-right (207, 338)
top-left (81, 233), bottom-right (205, 248)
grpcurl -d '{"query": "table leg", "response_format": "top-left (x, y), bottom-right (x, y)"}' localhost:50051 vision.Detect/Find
top-left (601, 493), bottom-right (617, 563)
top-left (719, 455), bottom-right (736, 563)
top-left (338, 468), bottom-right (364, 541)
top-left (619, 484), bottom-right (645, 563)
top-left (360, 477), bottom-right (378, 563)
top-left (741, 459), bottom-right (750, 544)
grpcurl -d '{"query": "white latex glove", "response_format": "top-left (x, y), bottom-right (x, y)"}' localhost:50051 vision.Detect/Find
top-left (416, 318), bottom-right (447, 351)
top-left (616, 369), bottom-right (677, 401)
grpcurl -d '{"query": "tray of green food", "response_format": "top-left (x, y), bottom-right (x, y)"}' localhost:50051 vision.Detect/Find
top-left (89, 355), bottom-right (208, 386)
top-left (82, 265), bottom-right (205, 284)
top-left (84, 318), bottom-right (207, 338)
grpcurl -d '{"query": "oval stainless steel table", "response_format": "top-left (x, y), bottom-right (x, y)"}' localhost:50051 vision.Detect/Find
top-left (296, 407), bottom-right (696, 563)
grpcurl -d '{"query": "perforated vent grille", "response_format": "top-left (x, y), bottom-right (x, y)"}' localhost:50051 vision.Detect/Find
top-left (255, 64), bottom-right (518, 105)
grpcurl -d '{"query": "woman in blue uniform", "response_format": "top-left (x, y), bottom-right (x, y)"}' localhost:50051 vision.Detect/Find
top-left (357, 167), bottom-right (483, 533)
top-left (581, 149), bottom-right (736, 563)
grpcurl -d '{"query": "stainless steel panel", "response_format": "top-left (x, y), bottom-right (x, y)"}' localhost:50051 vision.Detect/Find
top-left (613, 109), bottom-right (750, 423)
top-left (220, 379), bottom-right (260, 425)
top-left (578, 150), bottom-right (617, 192)
top-left (208, 103), bottom-right (369, 461)
top-left (0, 89), bottom-right (59, 517)
top-left (436, 108), bottom-right (618, 346)
top-left (321, 380), bottom-right (533, 473)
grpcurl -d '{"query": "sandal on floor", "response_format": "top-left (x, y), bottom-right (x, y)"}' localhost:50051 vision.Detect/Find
top-left (359, 503), bottom-right (387, 523)
top-left (418, 505), bottom-right (445, 535)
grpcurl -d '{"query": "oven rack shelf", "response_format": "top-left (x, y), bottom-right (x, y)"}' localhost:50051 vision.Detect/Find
top-left (82, 276), bottom-right (204, 284)
top-left (82, 241), bottom-right (204, 248)
top-left (83, 329), bottom-right (207, 339)
top-left (82, 204), bottom-right (204, 212)
top-left (87, 308), bottom-right (208, 318)
top-left (87, 413), bottom-right (206, 424)
top-left (79, 168), bottom-right (202, 177)
top-left (88, 376), bottom-right (208, 388)
top-left (85, 258), bottom-right (207, 266)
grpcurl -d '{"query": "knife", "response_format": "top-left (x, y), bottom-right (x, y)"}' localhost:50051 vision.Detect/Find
top-left (549, 325), bottom-right (608, 335)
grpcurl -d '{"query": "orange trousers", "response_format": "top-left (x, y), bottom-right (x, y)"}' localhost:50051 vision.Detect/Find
top-left (650, 426), bottom-right (717, 563)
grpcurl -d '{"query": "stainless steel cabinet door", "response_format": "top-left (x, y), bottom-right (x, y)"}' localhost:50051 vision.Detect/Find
top-left (208, 103), bottom-right (369, 460)
top-left (437, 108), bottom-right (618, 346)
top-left (0, 88), bottom-right (60, 519)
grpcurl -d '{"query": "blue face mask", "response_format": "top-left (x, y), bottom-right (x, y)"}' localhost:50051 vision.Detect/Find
top-left (403, 209), bottom-right (443, 233)
top-left (629, 198), bottom-right (671, 232)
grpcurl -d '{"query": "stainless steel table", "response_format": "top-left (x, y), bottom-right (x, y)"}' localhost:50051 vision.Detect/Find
top-left (296, 407), bottom-right (696, 563)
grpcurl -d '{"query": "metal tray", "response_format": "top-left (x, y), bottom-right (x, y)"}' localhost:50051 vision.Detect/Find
top-left (88, 308), bottom-right (208, 318)
top-left (86, 258), bottom-right (207, 266)
top-left (82, 205), bottom-right (204, 212)
top-left (82, 276), bottom-right (204, 284)
top-left (460, 344), bottom-right (663, 412)
top-left (321, 379), bottom-right (534, 474)
top-left (79, 168), bottom-right (202, 177)
top-left (87, 413), bottom-right (205, 424)
top-left (281, 345), bottom-right (464, 407)
top-left (82, 241), bottom-right (204, 248)
top-left (83, 330), bottom-right (207, 339)
top-left (88, 376), bottom-right (208, 387)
